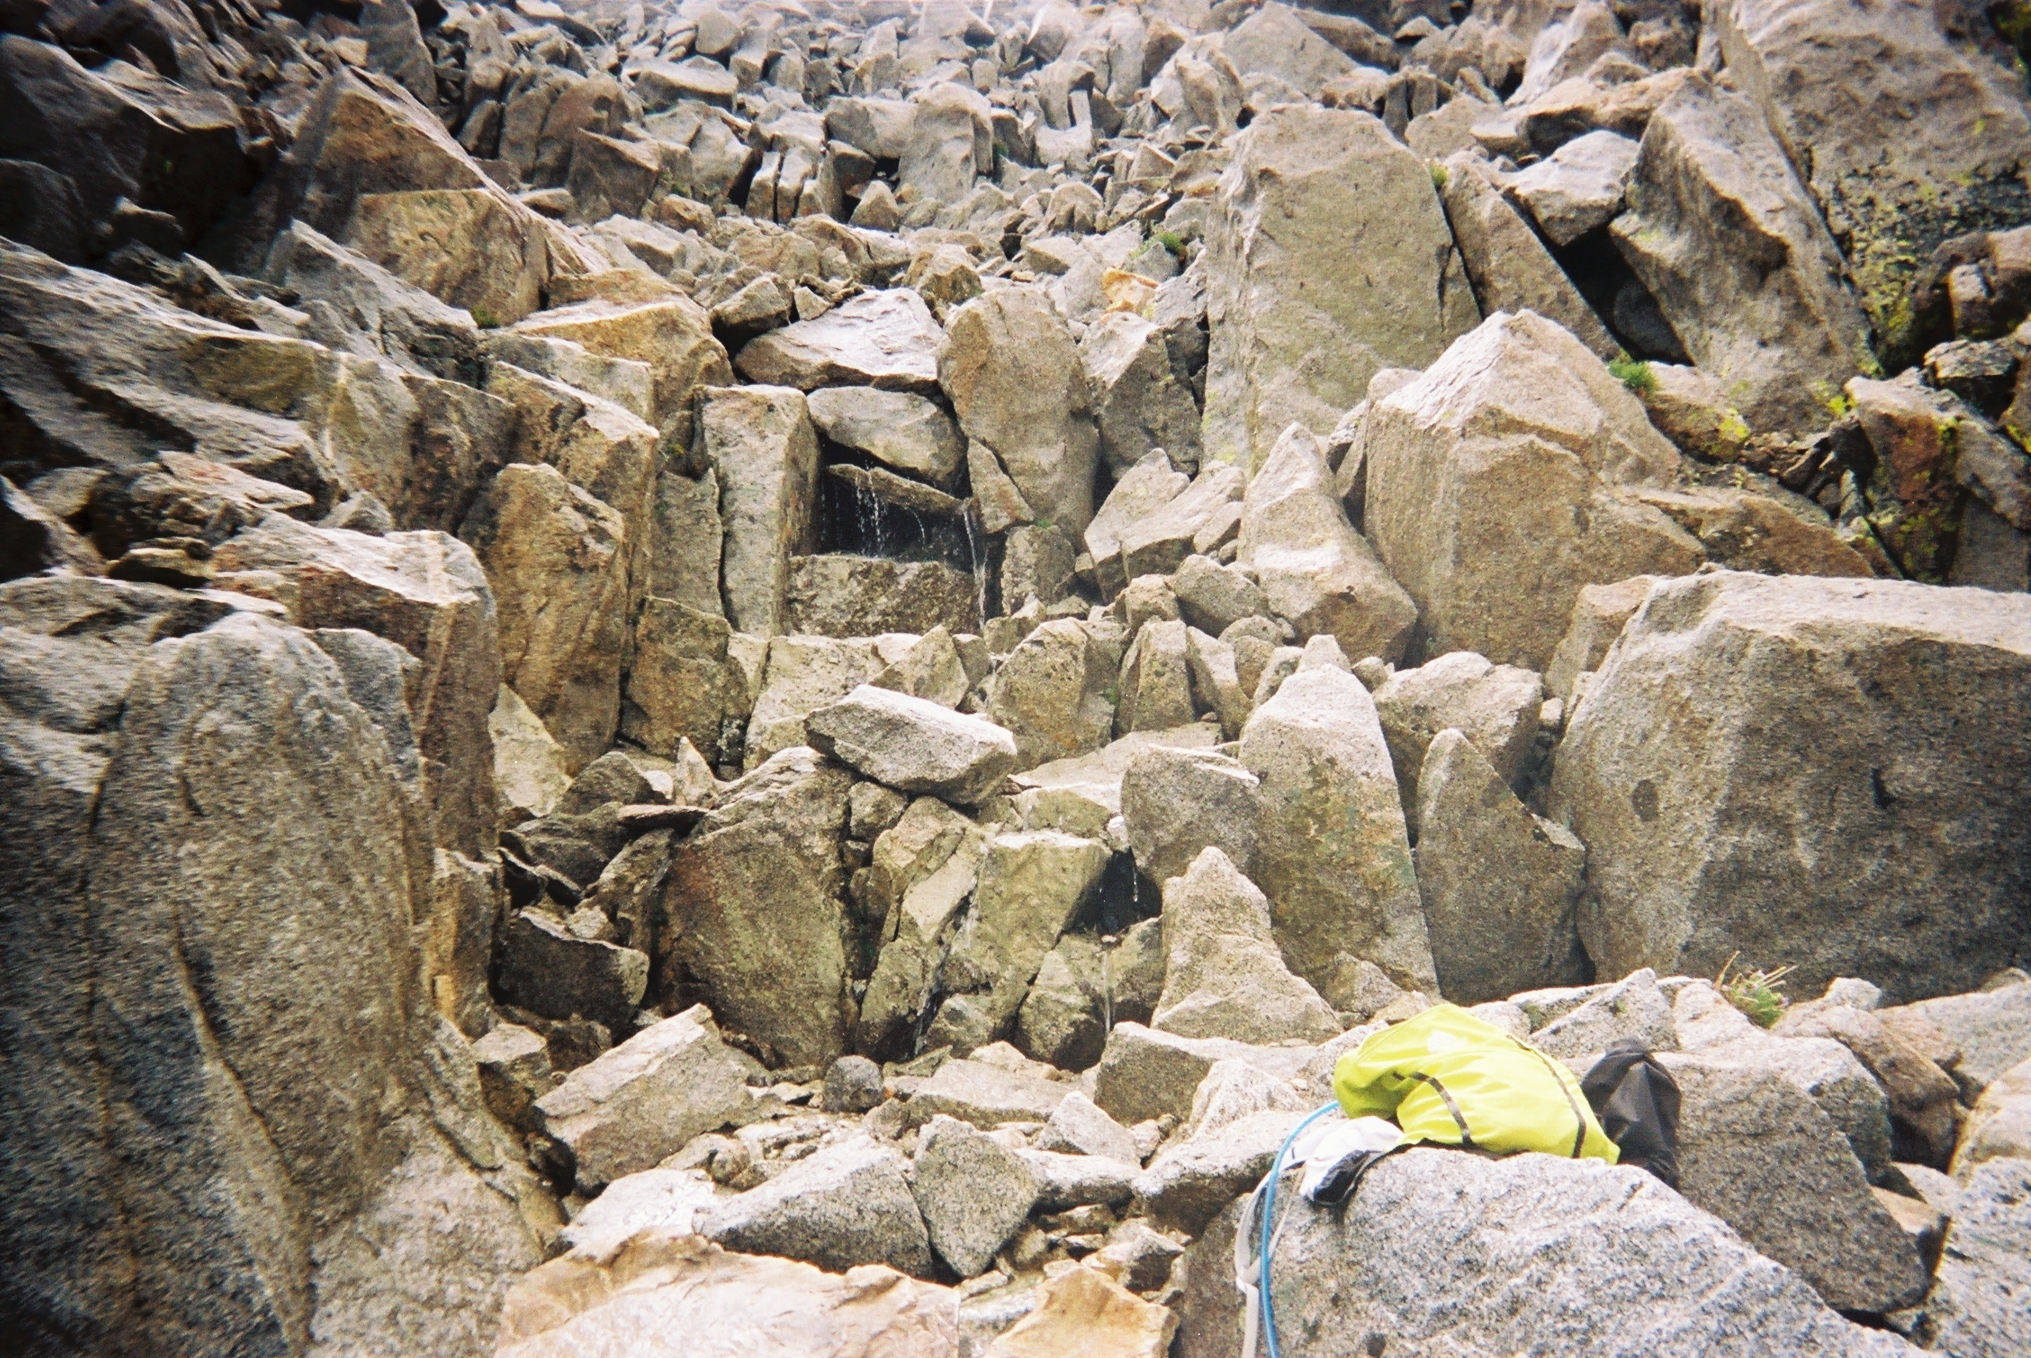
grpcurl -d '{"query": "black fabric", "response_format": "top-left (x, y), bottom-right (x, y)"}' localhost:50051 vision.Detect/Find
top-left (1303, 1146), bottom-right (1406, 1207)
top-left (1581, 1040), bottom-right (1682, 1190)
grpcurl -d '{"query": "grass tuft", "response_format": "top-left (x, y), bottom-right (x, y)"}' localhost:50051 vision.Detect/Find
top-left (1715, 952), bottom-right (1794, 1029)
top-left (1608, 353), bottom-right (1656, 394)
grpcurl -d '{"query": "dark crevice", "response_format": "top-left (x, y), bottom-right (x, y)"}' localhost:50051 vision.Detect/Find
top-left (1547, 225), bottom-right (1691, 363)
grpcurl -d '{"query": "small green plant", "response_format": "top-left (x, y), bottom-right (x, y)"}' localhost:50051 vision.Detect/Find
top-left (470, 306), bottom-right (502, 330)
top-left (1101, 682), bottom-right (1120, 707)
top-left (1715, 952), bottom-right (1794, 1029)
top-left (1032, 515), bottom-right (1053, 531)
top-left (1429, 163), bottom-right (1449, 190)
top-left (1154, 230), bottom-right (1185, 256)
top-left (1608, 353), bottom-right (1656, 394)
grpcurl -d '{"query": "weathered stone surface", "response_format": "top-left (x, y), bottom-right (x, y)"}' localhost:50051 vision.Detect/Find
top-left (806, 385), bottom-right (965, 484)
top-left (1878, 980), bottom-right (2031, 1099)
top-left (700, 384), bottom-right (818, 638)
top-left (1510, 129), bottom-right (1640, 247)
top-left (904, 1056), bottom-right (1071, 1129)
top-left (1911, 1156), bottom-right (2031, 1358)
top-left (1120, 464), bottom-right (1247, 585)
top-left (1239, 665), bottom-right (1436, 997)
top-left (1661, 1056), bottom-right (1929, 1314)
top-left (1266, 1148), bottom-right (1916, 1358)
top-left (1360, 310), bottom-right (1700, 671)
top-left (940, 287), bottom-right (1100, 536)
top-left (1533, 967), bottom-right (1679, 1060)
top-left (984, 619), bottom-right (1120, 770)
top-left (1439, 152), bottom-right (1618, 359)
top-left (1610, 75), bottom-right (1875, 434)
top-left (699, 1137), bottom-right (936, 1278)
top-left (348, 188), bottom-right (550, 326)
top-left (1238, 423), bottom-right (1418, 665)
top-left (1114, 617), bottom-right (1195, 736)
top-left (497, 1234), bottom-right (958, 1347)
top-left (1201, 106), bottom-right (1477, 470)
top-left (460, 461), bottom-right (626, 772)
top-left (931, 829), bottom-right (1110, 1045)
top-left (1635, 484), bottom-right (1876, 580)
top-left (1085, 451), bottom-right (1190, 599)
top-left (1780, 1003), bottom-right (1962, 1168)
top-left (871, 626), bottom-right (972, 709)
top-left (1416, 729), bottom-right (1587, 1005)
top-left (210, 516), bottom-right (501, 856)
top-left (622, 598), bottom-right (734, 763)
top-left (735, 288), bottom-right (945, 393)
top-left (898, 80), bottom-right (992, 205)
top-left (1372, 649), bottom-right (1543, 833)
top-left (807, 684), bottom-right (1016, 804)
top-left (1171, 553), bottom-right (1268, 637)
top-left (1957, 1052), bottom-right (2031, 1174)
top-left (662, 748), bottom-right (854, 1067)
top-left (784, 555), bottom-right (982, 638)
top-left (1036, 1090), bottom-right (1142, 1165)
top-left (1133, 1108), bottom-right (1304, 1235)
top-left (495, 908), bottom-right (649, 1034)
top-left (1544, 573), bottom-right (1660, 704)
top-left (859, 813), bottom-right (992, 1061)
top-left (1120, 744), bottom-right (1260, 886)
top-left (1154, 847), bottom-right (1341, 1045)
top-left (1017, 1148), bottom-right (1141, 1212)
top-left (743, 636), bottom-right (886, 768)
top-left (491, 685), bottom-right (572, 822)
top-left (1674, 982), bottom-right (1894, 1182)
top-left (512, 295), bottom-right (732, 435)
top-left (534, 1005), bottom-right (759, 1189)
top-left (1082, 309), bottom-right (1204, 478)
top-left (1551, 571), bottom-right (2031, 1001)
top-left (1715, 0), bottom-right (2031, 357)
top-left (0, 593), bottom-right (541, 1357)
top-left (911, 1114), bottom-right (1038, 1278)
top-left (986, 1265), bottom-right (1176, 1358)
top-left (1091, 1022), bottom-right (1313, 1128)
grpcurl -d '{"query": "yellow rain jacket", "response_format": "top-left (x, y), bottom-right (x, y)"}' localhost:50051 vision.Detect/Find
top-left (1333, 1004), bottom-right (1620, 1163)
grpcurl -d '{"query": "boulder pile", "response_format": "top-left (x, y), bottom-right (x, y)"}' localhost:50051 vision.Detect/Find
top-left (2, 0), bottom-right (2029, 1353)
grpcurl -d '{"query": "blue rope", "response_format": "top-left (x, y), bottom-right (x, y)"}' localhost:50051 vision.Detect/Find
top-left (1258, 1103), bottom-right (1341, 1358)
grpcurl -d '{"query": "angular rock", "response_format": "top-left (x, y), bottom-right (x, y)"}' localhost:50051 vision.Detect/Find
top-left (495, 908), bottom-right (649, 1034)
top-left (622, 598), bottom-right (735, 763)
top-left (806, 385), bottom-right (965, 484)
top-left (807, 684), bottom-right (1016, 805)
top-left (698, 1137), bottom-right (935, 1278)
top-left (1114, 618), bottom-right (1195, 736)
top-left (734, 288), bottom-right (945, 393)
top-left (1715, 0), bottom-right (2031, 355)
top-left (1239, 423), bottom-right (1418, 666)
top-left (1509, 129), bottom-right (1641, 247)
top-left (784, 555), bottom-right (982, 638)
top-left (1120, 745), bottom-right (1260, 886)
top-left (1359, 310), bottom-right (1700, 671)
top-left (1132, 1108), bottom-right (1304, 1235)
top-left (1878, 979), bottom-right (2031, 1099)
top-left (1532, 967), bottom-right (1679, 1060)
top-left (984, 619), bottom-right (1120, 771)
top-left (1119, 463), bottom-right (1247, 585)
top-left (661, 748), bottom-right (854, 1067)
top-left (1266, 1148), bottom-right (1916, 1357)
top-left (1154, 848), bottom-right (1341, 1046)
top-left (911, 1114), bottom-right (1039, 1278)
top-left (460, 462), bottom-right (626, 771)
top-left (1551, 572), bottom-right (2031, 1001)
top-left (512, 294), bottom-right (732, 435)
top-left (985, 1266), bottom-right (1176, 1358)
top-left (858, 813), bottom-right (991, 1061)
top-left (700, 384), bottom-right (818, 638)
top-left (1544, 573), bottom-right (1660, 705)
top-left (534, 1005), bottom-right (760, 1189)
top-left (1082, 309), bottom-right (1204, 477)
top-left (1239, 665), bottom-right (1436, 997)
top-left (1036, 1090), bottom-right (1142, 1165)
top-left (1085, 452), bottom-right (1190, 600)
top-left (1372, 649), bottom-right (1543, 833)
top-left (1438, 152), bottom-right (1617, 358)
top-left (743, 636), bottom-right (886, 767)
top-left (1661, 1057), bottom-right (1929, 1314)
top-left (939, 287), bottom-right (1100, 535)
top-left (904, 1056), bottom-right (1071, 1130)
top-left (1416, 729), bottom-right (1588, 1005)
top-left (1091, 1022), bottom-right (1313, 1128)
top-left (898, 80), bottom-right (992, 205)
top-left (1610, 75), bottom-right (1874, 434)
top-left (1016, 1149), bottom-right (1140, 1213)
top-left (1201, 107), bottom-right (1477, 470)
top-left (931, 830), bottom-right (1110, 1044)
top-left (1911, 1157), bottom-right (2031, 1358)
top-left (1171, 554), bottom-right (1268, 638)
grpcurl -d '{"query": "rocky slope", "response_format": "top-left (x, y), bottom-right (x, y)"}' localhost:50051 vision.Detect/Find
top-left (2, 0), bottom-right (2030, 1354)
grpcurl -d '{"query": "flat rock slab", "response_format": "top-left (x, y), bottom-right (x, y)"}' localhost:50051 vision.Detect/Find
top-left (734, 289), bottom-right (945, 394)
top-left (807, 683), bottom-right (1017, 805)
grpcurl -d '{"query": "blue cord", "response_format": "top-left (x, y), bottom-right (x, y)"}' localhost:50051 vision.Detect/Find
top-left (1258, 1103), bottom-right (1341, 1358)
